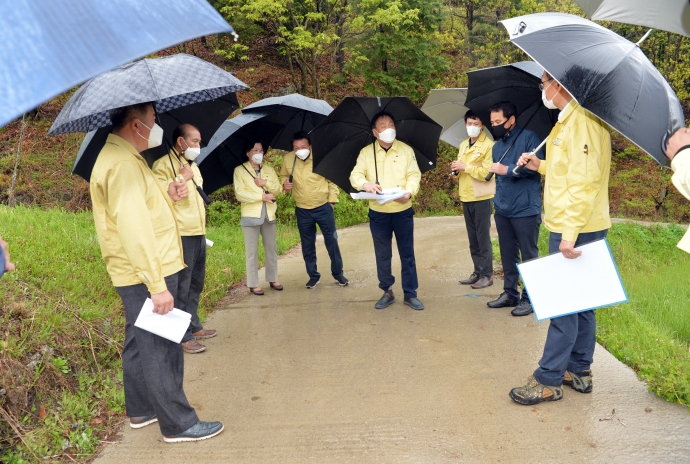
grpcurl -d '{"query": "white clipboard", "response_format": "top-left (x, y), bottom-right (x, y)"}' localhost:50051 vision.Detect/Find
top-left (517, 238), bottom-right (628, 321)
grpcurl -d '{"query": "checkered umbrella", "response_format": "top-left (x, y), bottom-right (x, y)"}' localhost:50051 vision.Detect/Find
top-left (48, 53), bottom-right (249, 135)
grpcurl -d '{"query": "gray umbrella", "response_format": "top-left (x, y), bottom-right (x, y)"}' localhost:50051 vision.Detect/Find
top-left (49, 53), bottom-right (248, 134)
top-left (421, 88), bottom-right (492, 148)
top-left (575, 0), bottom-right (690, 37)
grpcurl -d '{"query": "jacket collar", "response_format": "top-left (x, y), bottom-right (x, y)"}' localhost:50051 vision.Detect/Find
top-left (106, 133), bottom-right (146, 162)
top-left (558, 100), bottom-right (579, 124)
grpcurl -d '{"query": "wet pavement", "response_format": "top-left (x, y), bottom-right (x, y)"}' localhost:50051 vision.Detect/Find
top-left (95, 216), bottom-right (690, 463)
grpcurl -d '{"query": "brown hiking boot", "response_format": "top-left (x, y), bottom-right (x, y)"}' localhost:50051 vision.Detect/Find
top-left (564, 370), bottom-right (593, 393)
top-left (509, 376), bottom-right (563, 405)
top-left (193, 329), bottom-right (217, 340)
top-left (181, 339), bottom-right (206, 354)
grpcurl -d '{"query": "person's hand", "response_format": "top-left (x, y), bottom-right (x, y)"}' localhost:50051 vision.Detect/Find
top-left (283, 179), bottom-right (293, 191)
top-left (394, 193), bottom-right (412, 204)
top-left (489, 163), bottom-right (508, 176)
top-left (363, 182), bottom-right (382, 194)
top-left (666, 127), bottom-right (690, 161)
top-left (151, 289), bottom-right (174, 315)
top-left (167, 178), bottom-right (189, 201)
top-left (0, 235), bottom-right (15, 272)
top-left (559, 240), bottom-right (581, 259)
top-left (179, 163), bottom-right (194, 182)
top-left (254, 177), bottom-right (267, 187)
top-left (262, 193), bottom-right (275, 203)
top-left (330, 203), bottom-right (335, 209)
top-left (517, 152), bottom-right (541, 171)
top-left (451, 160), bottom-right (466, 172)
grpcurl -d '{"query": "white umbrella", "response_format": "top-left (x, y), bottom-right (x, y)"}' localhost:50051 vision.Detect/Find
top-left (421, 88), bottom-right (492, 149)
top-left (575, 0), bottom-right (690, 37)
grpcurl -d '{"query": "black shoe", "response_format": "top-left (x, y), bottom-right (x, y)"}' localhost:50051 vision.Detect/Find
top-left (305, 278), bottom-right (320, 289)
top-left (511, 299), bottom-right (533, 316)
top-left (487, 292), bottom-right (518, 308)
top-left (163, 421), bottom-right (224, 443)
top-left (129, 414), bottom-right (158, 429)
top-left (375, 291), bottom-right (396, 309)
top-left (404, 297), bottom-right (425, 310)
top-left (459, 273), bottom-right (479, 285)
top-left (335, 275), bottom-right (349, 286)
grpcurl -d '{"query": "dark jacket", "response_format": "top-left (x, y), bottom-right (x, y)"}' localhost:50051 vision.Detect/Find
top-left (492, 125), bottom-right (545, 218)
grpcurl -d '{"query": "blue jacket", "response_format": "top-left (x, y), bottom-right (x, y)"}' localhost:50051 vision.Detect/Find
top-left (492, 125), bottom-right (545, 218)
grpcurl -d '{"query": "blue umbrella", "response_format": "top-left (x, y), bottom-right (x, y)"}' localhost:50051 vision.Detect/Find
top-left (0, 0), bottom-right (236, 129)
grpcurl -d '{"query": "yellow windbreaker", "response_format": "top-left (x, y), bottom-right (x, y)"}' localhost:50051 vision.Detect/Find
top-left (233, 162), bottom-right (281, 220)
top-left (670, 148), bottom-right (690, 253)
top-left (457, 131), bottom-right (494, 202)
top-left (151, 151), bottom-right (206, 236)
top-left (90, 134), bottom-right (185, 294)
top-left (349, 139), bottom-right (422, 213)
top-left (279, 151), bottom-right (339, 209)
top-left (538, 101), bottom-right (612, 242)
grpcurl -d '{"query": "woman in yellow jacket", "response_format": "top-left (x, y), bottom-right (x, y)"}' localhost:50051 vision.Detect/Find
top-left (233, 140), bottom-right (283, 295)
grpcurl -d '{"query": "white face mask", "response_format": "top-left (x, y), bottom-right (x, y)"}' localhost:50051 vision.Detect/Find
top-left (137, 120), bottom-right (164, 149)
top-left (181, 140), bottom-right (201, 161)
top-left (542, 81), bottom-right (558, 110)
top-left (466, 125), bottom-right (482, 138)
top-left (251, 153), bottom-right (264, 165)
top-left (295, 148), bottom-right (310, 160)
top-left (376, 128), bottom-right (396, 144)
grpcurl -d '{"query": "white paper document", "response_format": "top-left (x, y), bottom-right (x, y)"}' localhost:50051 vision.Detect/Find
top-left (517, 239), bottom-right (628, 322)
top-left (350, 187), bottom-right (409, 204)
top-left (134, 298), bottom-right (191, 343)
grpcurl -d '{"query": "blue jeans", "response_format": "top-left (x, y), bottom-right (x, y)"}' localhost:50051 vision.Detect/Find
top-left (368, 208), bottom-right (418, 299)
top-left (533, 229), bottom-right (608, 386)
top-left (296, 203), bottom-right (344, 280)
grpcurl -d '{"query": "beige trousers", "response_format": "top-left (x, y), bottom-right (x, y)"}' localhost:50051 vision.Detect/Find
top-left (242, 219), bottom-right (278, 288)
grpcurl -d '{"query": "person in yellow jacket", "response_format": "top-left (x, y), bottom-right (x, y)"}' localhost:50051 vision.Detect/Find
top-left (451, 110), bottom-right (495, 290)
top-left (280, 131), bottom-right (348, 288)
top-left (510, 71), bottom-right (612, 406)
top-left (234, 140), bottom-right (283, 295)
top-left (664, 127), bottom-right (690, 252)
top-left (90, 102), bottom-right (223, 442)
top-left (349, 111), bottom-right (424, 310)
top-left (152, 124), bottom-right (216, 355)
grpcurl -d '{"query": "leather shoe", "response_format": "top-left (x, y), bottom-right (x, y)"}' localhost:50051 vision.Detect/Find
top-left (130, 414), bottom-right (157, 429)
top-left (471, 276), bottom-right (493, 289)
top-left (163, 420), bottom-right (224, 443)
top-left (375, 291), bottom-right (396, 309)
top-left (193, 329), bottom-right (217, 339)
top-left (250, 287), bottom-right (264, 295)
top-left (404, 297), bottom-right (425, 310)
top-left (269, 282), bottom-right (283, 291)
top-left (459, 273), bottom-right (479, 285)
top-left (181, 339), bottom-right (206, 354)
top-left (511, 299), bottom-right (534, 316)
top-left (487, 292), bottom-right (518, 308)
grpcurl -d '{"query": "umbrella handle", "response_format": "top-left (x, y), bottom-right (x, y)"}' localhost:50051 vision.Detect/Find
top-left (512, 138), bottom-right (547, 175)
top-left (195, 183), bottom-right (212, 205)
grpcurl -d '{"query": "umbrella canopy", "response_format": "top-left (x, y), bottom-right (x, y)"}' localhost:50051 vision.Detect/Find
top-left (421, 88), bottom-right (493, 148)
top-left (241, 93), bottom-right (333, 150)
top-left (49, 54), bottom-right (248, 135)
top-left (311, 97), bottom-right (442, 193)
top-left (465, 61), bottom-right (559, 142)
top-left (0, 0), bottom-right (235, 129)
top-left (575, 0), bottom-right (690, 37)
top-left (501, 13), bottom-right (685, 165)
top-left (197, 112), bottom-right (285, 195)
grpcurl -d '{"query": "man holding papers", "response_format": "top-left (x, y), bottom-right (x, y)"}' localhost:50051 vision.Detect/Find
top-left (510, 72), bottom-right (611, 405)
top-left (90, 103), bottom-right (223, 442)
top-left (350, 112), bottom-right (424, 310)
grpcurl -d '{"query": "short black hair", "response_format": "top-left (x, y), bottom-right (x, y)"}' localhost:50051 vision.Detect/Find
top-left (370, 111), bottom-right (395, 129)
top-left (292, 131), bottom-right (311, 145)
top-left (243, 139), bottom-right (264, 156)
top-left (172, 123), bottom-right (199, 144)
top-left (489, 101), bottom-right (517, 121)
top-left (109, 102), bottom-right (154, 131)
top-left (464, 110), bottom-right (481, 123)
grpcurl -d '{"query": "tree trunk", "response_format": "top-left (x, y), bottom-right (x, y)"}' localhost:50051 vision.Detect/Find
top-left (8, 115), bottom-right (26, 207)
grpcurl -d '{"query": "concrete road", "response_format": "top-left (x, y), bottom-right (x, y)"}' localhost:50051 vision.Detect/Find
top-left (95, 216), bottom-right (690, 463)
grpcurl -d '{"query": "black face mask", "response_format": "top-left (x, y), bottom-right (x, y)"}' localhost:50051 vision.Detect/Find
top-left (491, 121), bottom-right (511, 140)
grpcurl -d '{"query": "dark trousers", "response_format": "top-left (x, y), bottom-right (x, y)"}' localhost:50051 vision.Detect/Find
top-left (178, 235), bottom-right (206, 342)
top-left (295, 203), bottom-right (344, 280)
top-left (117, 274), bottom-right (198, 436)
top-left (368, 208), bottom-right (418, 299)
top-left (462, 199), bottom-right (493, 278)
top-left (494, 213), bottom-right (541, 301)
top-left (533, 229), bottom-right (608, 386)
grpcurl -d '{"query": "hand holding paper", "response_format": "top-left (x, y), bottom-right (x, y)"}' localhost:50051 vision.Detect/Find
top-left (134, 298), bottom-right (191, 343)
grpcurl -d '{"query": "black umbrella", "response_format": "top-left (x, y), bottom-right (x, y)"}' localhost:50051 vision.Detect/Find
top-left (196, 111), bottom-right (285, 195)
top-left (241, 93), bottom-right (333, 150)
top-left (500, 13), bottom-right (685, 165)
top-left (310, 97), bottom-right (442, 193)
top-left (465, 61), bottom-right (559, 142)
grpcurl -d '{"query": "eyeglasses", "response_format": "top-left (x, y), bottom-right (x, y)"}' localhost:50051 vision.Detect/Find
top-left (538, 79), bottom-right (553, 91)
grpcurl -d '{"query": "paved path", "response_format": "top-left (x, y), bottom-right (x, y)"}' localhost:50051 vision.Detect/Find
top-left (95, 217), bottom-right (690, 463)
